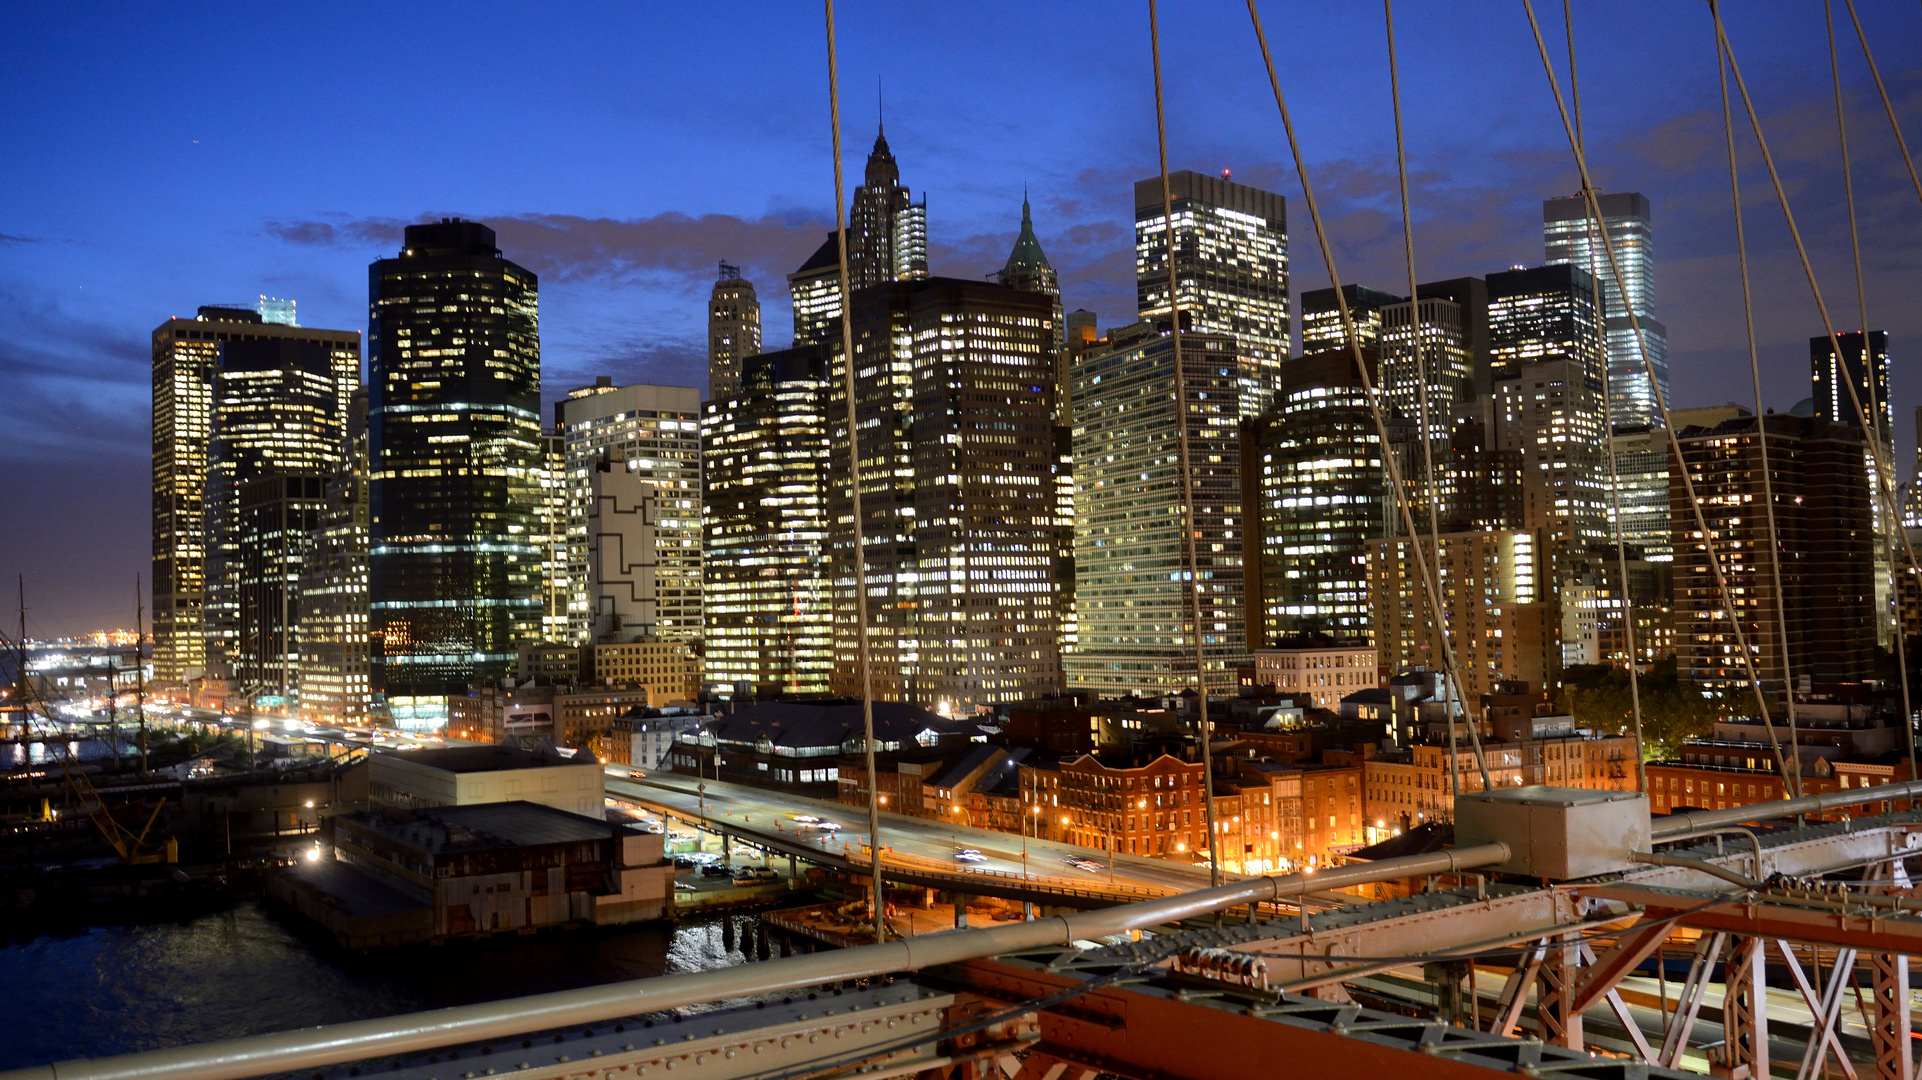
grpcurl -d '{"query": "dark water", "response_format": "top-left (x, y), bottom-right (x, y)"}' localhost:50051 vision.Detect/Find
top-left (0, 902), bottom-right (758, 1070)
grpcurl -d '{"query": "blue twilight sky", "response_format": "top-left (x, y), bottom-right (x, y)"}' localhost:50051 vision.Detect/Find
top-left (4, 1), bottom-right (1922, 631)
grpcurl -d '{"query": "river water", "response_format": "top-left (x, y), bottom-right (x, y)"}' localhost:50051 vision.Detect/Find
top-left (0, 901), bottom-right (757, 1071)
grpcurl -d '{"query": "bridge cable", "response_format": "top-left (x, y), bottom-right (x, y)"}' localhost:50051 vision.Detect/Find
top-left (1829, 0), bottom-right (1920, 795)
top-left (1519, 0), bottom-right (1789, 787)
top-left (1146, 0), bottom-right (1222, 888)
top-left (1706, 6), bottom-right (1804, 797)
top-left (1711, 3), bottom-right (1921, 795)
top-left (821, 0), bottom-right (888, 945)
top-left (1385, 0), bottom-right (1468, 802)
top-left (1244, 0), bottom-right (1495, 792)
top-left (1562, 0), bottom-right (1649, 794)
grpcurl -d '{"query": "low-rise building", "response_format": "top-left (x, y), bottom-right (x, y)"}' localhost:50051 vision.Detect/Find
top-left (272, 801), bottom-right (675, 947)
top-left (586, 639), bottom-right (700, 704)
top-left (1251, 636), bottom-right (1377, 711)
top-left (367, 745), bottom-right (605, 819)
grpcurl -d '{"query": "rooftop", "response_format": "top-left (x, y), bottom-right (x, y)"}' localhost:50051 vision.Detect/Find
top-left (373, 744), bottom-right (587, 775)
top-left (346, 801), bottom-right (622, 853)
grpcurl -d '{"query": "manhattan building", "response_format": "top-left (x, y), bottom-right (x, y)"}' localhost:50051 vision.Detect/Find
top-left (555, 382), bottom-right (702, 647)
top-left (1811, 330), bottom-right (1893, 446)
top-left (1134, 170), bottom-right (1288, 415)
top-left (1367, 528), bottom-right (1558, 700)
top-left (151, 306), bottom-right (357, 684)
top-left (706, 262), bottom-right (761, 399)
top-left (787, 126), bottom-right (929, 347)
top-left (367, 220), bottom-right (543, 726)
top-left (701, 345), bottom-right (833, 697)
top-left (1299, 284), bottom-right (1402, 354)
top-left (1671, 412), bottom-right (1875, 688)
top-left (1068, 323), bottom-right (1247, 695)
top-left (1544, 192), bottom-right (1668, 429)
top-left (1242, 349), bottom-right (1401, 647)
top-left (297, 393), bottom-right (370, 724)
top-left (828, 278), bottom-right (1061, 708)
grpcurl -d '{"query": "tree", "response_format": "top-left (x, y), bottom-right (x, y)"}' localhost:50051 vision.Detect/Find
top-left (1558, 658), bottom-right (1719, 760)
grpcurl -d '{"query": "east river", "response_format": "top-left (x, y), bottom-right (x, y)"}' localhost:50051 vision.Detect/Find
top-left (0, 901), bottom-right (753, 1071)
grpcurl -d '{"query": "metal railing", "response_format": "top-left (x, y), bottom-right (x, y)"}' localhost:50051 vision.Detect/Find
top-left (1651, 776), bottom-right (1922, 839)
top-left (0, 844), bottom-right (1511, 1080)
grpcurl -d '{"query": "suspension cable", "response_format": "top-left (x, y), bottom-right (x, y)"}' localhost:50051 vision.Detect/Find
top-left (1713, 3), bottom-right (1920, 794)
top-left (1562, 0), bottom-right (1648, 792)
top-left (1146, 0), bottom-right (1220, 888)
top-left (1835, 0), bottom-right (1922, 795)
top-left (1519, 0), bottom-right (1791, 787)
top-left (1245, 0), bottom-right (1494, 792)
top-left (1384, 0), bottom-right (1465, 801)
top-left (822, 0), bottom-right (886, 944)
top-left (1711, 8), bottom-right (1802, 797)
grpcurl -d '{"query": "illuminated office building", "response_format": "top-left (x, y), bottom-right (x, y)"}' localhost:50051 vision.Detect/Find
top-left (1134, 170), bottom-right (1288, 415)
top-left (1380, 293), bottom-right (1472, 523)
top-left (556, 382), bottom-right (702, 647)
top-left (788, 232), bottom-right (842, 348)
top-left (367, 219), bottom-right (542, 726)
top-left (701, 346), bottom-right (832, 696)
top-left (205, 330), bottom-right (353, 683)
top-left (707, 262), bottom-right (761, 399)
top-left (1487, 264), bottom-right (1609, 548)
top-left (828, 278), bottom-right (1061, 708)
top-left (1068, 324), bottom-right (1247, 695)
top-left (536, 431), bottom-right (572, 644)
top-left (848, 126), bottom-right (926, 289)
top-left (1243, 349), bottom-right (1401, 648)
top-left (1544, 192), bottom-right (1668, 428)
top-left (298, 392), bottom-right (370, 724)
top-left (996, 195), bottom-right (1074, 652)
top-left (1607, 425), bottom-right (1671, 560)
top-left (1299, 284), bottom-right (1402, 354)
top-left (151, 307), bottom-right (357, 684)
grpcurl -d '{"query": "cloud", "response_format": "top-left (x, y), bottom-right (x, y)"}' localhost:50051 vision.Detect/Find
top-left (267, 210), bottom-right (834, 301)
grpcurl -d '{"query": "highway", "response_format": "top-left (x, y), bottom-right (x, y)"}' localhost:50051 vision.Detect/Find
top-left (604, 767), bottom-right (1353, 910)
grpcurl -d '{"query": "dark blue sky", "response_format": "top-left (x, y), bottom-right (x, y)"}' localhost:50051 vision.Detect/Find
top-left (4, 1), bottom-right (1921, 631)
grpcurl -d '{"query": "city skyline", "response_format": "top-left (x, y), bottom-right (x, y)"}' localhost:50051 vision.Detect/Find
top-left (8, 3), bottom-right (1922, 632)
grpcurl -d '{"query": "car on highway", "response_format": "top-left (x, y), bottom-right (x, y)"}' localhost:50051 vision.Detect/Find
top-left (732, 866), bottom-right (781, 884)
top-left (628, 770), bottom-right (646, 779)
top-left (1064, 857), bottom-right (1103, 873)
top-left (674, 881), bottom-right (697, 892)
top-left (791, 815), bottom-right (820, 824)
top-left (814, 821), bottom-right (842, 832)
top-left (953, 849), bottom-right (985, 863)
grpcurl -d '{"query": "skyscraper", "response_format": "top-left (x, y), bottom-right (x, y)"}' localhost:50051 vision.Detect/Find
top-left (536, 431), bottom-right (572, 644)
top-left (1243, 349), bottom-right (1401, 647)
top-left (1369, 529), bottom-right (1558, 701)
top-left (367, 219), bottom-right (542, 727)
top-left (1811, 330), bottom-right (1892, 447)
top-left (1544, 192), bottom-right (1668, 428)
top-left (1299, 284), bottom-right (1403, 354)
top-left (1135, 170), bottom-right (1289, 415)
top-left (1068, 324), bottom-right (1247, 695)
top-left (707, 262), bottom-right (761, 399)
top-left (847, 127), bottom-right (925, 290)
top-left (1671, 413), bottom-right (1874, 688)
top-left (555, 382), bottom-right (703, 647)
top-left (207, 331), bottom-right (350, 690)
top-left (996, 195), bottom-right (1074, 650)
top-left (151, 307), bottom-right (358, 684)
top-left (702, 346), bottom-right (833, 697)
top-left (787, 233), bottom-right (842, 348)
top-left (1380, 293), bottom-right (1472, 524)
top-left (297, 389), bottom-right (370, 723)
top-left (1486, 264), bottom-right (1609, 547)
top-left (828, 278), bottom-right (1061, 708)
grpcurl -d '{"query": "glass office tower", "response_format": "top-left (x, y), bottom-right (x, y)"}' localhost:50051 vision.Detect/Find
top-left (1544, 192), bottom-right (1668, 429)
top-left (367, 219), bottom-right (542, 727)
top-left (1134, 170), bottom-right (1288, 416)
